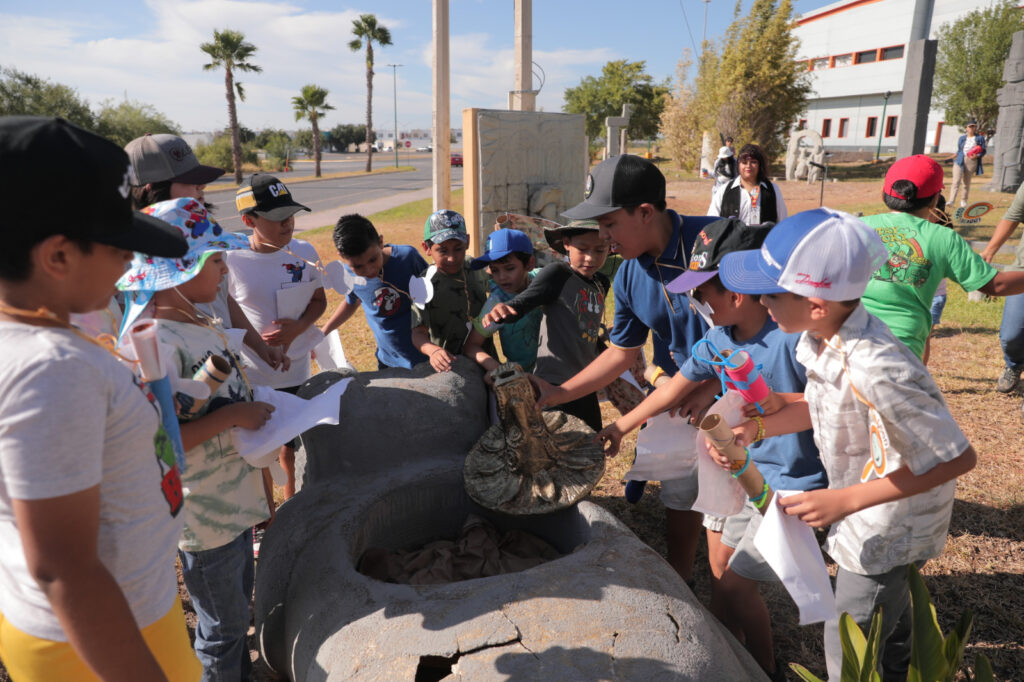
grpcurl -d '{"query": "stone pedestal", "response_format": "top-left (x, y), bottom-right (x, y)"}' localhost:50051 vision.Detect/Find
top-left (989, 30), bottom-right (1024, 192)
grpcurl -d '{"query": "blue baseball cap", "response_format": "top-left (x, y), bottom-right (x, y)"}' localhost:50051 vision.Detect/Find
top-left (470, 228), bottom-right (534, 269)
top-left (718, 208), bottom-right (887, 301)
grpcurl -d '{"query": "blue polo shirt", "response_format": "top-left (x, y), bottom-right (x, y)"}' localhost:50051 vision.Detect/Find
top-left (608, 211), bottom-right (714, 371)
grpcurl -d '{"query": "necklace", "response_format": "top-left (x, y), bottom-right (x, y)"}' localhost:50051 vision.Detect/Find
top-left (0, 302), bottom-right (134, 363)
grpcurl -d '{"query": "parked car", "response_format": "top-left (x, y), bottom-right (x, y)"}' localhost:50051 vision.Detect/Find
top-left (416, 145), bottom-right (432, 152)
top-left (450, 152), bottom-right (463, 167)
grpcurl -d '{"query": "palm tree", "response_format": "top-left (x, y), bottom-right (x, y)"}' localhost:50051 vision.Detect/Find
top-left (292, 85), bottom-right (334, 178)
top-left (349, 14), bottom-right (392, 173)
top-left (200, 29), bottom-right (261, 184)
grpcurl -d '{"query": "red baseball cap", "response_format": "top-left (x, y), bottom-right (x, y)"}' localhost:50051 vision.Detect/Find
top-left (883, 154), bottom-right (944, 200)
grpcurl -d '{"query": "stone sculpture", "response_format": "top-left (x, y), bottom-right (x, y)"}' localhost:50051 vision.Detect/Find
top-left (464, 363), bottom-right (604, 514)
top-left (786, 129), bottom-right (825, 182)
top-left (989, 30), bottom-right (1024, 192)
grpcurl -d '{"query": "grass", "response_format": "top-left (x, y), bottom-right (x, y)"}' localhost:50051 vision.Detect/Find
top-left (211, 164), bottom-right (416, 192)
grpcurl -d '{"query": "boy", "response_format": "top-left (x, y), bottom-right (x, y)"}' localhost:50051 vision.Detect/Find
top-left (412, 209), bottom-right (491, 372)
top-left (482, 220), bottom-right (610, 431)
top-left (119, 198), bottom-right (273, 680)
top-left (0, 117), bottom-right (198, 679)
top-left (596, 218), bottom-right (825, 680)
top-left (320, 214), bottom-right (429, 369)
top-left (534, 154), bottom-right (710, 583)
top-left (464, 227), bottom-right (541, 374)
top-left (861, 155), bottom-right (1024, 359)
top-left (717, 208), bottom-right (978, 680)
top-left (227, 173), bottom-right (327, 499)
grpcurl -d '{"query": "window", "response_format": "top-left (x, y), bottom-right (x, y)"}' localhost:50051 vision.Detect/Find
top-left (833, 53), bottom-right (853, 68)
top-left (880, 45), bottom-right (904, 60)
top-left (838, 118), bottom-right (849, 138)
top-left (822, 119), bottom-right (832, 137)
top-left (866, 117), bottom-right (878, 137)
top-left (885, 116), bottom-right (898, 137)
top-left (811, 57), bottom-right (830, 70)
top-left (798, 118), bottom-right (808, 130)
top-left (855, 49), bottom-right (877, 64)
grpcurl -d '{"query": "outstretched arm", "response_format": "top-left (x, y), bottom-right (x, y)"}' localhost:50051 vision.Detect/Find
top-left (320, 298), bottom-right (360, 336)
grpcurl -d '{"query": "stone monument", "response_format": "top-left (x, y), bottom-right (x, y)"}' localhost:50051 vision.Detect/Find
top-left (989, 30), bottom-right (1024, 192)
top-left (785, 129), bottom-right (825, 182)
top-left (700, 131), bottom-right (715, 178)
top-left (605, 103), bottom-right (632, 159)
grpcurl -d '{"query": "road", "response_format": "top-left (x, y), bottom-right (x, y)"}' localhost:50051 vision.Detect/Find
top-left (205, 155), bottom-right (463, 233)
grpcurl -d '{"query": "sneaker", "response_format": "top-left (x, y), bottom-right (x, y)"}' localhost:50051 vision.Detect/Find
top-left (997, 366), bottom-right (1021, 393)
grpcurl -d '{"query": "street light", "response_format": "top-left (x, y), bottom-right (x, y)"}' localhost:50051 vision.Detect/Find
top-left (386, 63), bottom-right (402, 169)
top-left (875, 90), bottom-right (892, 163)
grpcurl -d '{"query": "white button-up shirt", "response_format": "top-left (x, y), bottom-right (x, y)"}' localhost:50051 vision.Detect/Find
top-left (795, 304), bottom-right (969, 575)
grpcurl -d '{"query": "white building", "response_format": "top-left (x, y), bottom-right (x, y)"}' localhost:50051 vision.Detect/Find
top-left (793, 0), bottom-right (993, 155)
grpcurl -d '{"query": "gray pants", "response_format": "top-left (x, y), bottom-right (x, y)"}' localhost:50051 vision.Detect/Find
top-left (825, 564), bottom-right (915, 681)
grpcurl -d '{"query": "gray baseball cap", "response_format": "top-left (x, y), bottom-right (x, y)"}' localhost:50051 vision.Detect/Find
top-left (562, 154), bottom-right (666, 220)
top-left (124, 133), bottom-right (225, 186)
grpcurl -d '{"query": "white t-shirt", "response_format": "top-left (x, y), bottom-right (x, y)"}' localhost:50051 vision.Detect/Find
top-left (226, 239), bottom-right (323, 388)
top-left (708, 178), bottom-right (789, 225)
top-left (0, 323), bottom-right (183, 640)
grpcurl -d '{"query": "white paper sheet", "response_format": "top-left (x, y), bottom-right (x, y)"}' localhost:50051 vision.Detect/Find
top-left (624, 412), bottom-right (699, 481)
top-left (312, 330), bottom-right (356, 372)
top-left (754, 491), bottom-right (837, 625)
top-left (691, 390), bottom-right (747, 518)
top-left (275, 281), bottom-right (318, 319)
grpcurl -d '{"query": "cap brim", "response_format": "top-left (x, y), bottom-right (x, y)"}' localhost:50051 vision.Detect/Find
top-left (718, 249), bottom-right (788, 295)
top-left (666, 269), bottom-right (719, 294)
top-left (171, 164), bottom-right (226, 186)
top-left (469, 252), bottom-right (502, 270)
top-left (561, 201), bottom-right (619, 221)
top-left (95, 211), bottom-right (188, 258)
top-left (254, 203), bottom-right (311, 221)
top-left (428, 229), bottom-right (469, 244)
top-left (544, 229), bottom-right (567, 255)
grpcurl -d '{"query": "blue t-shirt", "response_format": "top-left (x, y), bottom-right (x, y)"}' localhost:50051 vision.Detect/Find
top-left (344, 244), bottom-right (429, 369)
top-left (474, 271), bottom-right (543, 372)
top-left (681, 320), bottom-right (827, 492)
top-left (609, 211), bottom-right (712, 372)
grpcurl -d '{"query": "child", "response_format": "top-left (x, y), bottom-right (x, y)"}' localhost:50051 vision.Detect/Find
top-left (118, 198), bottom-right (274, 680)
top-left (412, 209), bottom-right (491, 372)
top-left (0, 117), bottom-right (198, 680)
top-left (321, 213), bottom-right (429, 369)
top-left (482, 220), bottom-right (610, 431)
top-left (861, 155), bottom-right (1024, 359)
top-left (464, 227), bottom-right (541, 374)
top-left (717, 207), bottom-right (978, 680)
top-left (227, 173), bottom-right (326, 499)
top-left (597, 218), bottom-right (824, 680)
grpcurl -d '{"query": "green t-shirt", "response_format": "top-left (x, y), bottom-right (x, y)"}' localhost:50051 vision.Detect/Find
top-left (862, 212), bottom-right (996, 358)
top-left (411, 259), bottom-right (491, 354)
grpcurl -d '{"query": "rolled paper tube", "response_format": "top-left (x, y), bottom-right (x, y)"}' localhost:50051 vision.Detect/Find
top-left (180, 355), bottom-right (232, 418)
top-left (699, 413), bottom-right (773, 514)
top-left (721, 350), bottom-right (770, 404)
top-left (128, 321), bottom-right (163, 382)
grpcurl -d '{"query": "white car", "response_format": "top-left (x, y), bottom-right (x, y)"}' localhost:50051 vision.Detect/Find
top-left (416, 145), bottom-right (432, 152)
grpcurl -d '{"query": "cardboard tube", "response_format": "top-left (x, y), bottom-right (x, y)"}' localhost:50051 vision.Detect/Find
top-left (128, 321), bottom-right (162, 381)
top-left (699, 413), bottom-right (774, 515)
top-left (180, 355), bottom-right (231, 418)
top-left (721, 349), bottom-right (770, 404)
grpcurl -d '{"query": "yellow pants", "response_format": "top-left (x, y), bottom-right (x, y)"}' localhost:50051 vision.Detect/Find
top-left (0, 598), bottom-right (200, 681)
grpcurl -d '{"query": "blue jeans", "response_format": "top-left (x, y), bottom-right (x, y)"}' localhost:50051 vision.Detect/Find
top-left (999, 292), bottom-right (1024, 369)
top-left (929, 294), bottom-right (947, 326)
top-left (179, 530), bottom-right (254, 681)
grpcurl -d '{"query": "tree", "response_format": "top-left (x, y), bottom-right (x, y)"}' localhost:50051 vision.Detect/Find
top-left (94, 99), bottom-right (180, 148)
top-left (329, 123), bottom-right (369, 151)
top-left (933, 0), bottom-right (1024, 133)
top-left (292, 84), bottom-right (334, 177)
top-left (0, 67), bottom-right (94, 129)
top-left (563, 60), bottom-right (669, 142)
top-left (200, 29), bottom-right (262, 184)
top-left (349, 14), bottom-right (392, 172)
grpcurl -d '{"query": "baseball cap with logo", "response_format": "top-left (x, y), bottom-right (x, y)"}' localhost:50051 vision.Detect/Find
top-left (562, 154), bottom-right (666, 221)
top-left (666, 218), bottom-right (773, 293)
top-left (235, 174), bottom-right (311, 221)
top-left (424, 209), bottom-right (469, 244)
top-left (470, 228), bottom-right (534, 269)
top-left (0, 116), bottom-right (187, 258)
top-left (718, 208), bottom-right (887, 301)
top-left (882, 155), bottom-right (944, 201)
top-left (124, 133), bottom-right (225, 186)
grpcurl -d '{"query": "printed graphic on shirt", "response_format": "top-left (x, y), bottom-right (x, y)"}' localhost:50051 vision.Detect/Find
top-left (575, 286), bottom-right (605, 343)
top-left (282, 261), bottom-right (307, 283)
top-left (374, 285), bottom-right (403, 316)
top-left (873, 225), bottom-right (930, 288)
top-left (135, 375), bottom-right (183, 517)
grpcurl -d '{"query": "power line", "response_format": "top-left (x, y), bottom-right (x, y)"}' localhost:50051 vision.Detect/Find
top-left (679, 0), bottom-right (700, 56)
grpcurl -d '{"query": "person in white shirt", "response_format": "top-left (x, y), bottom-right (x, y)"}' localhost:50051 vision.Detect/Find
top-left (708, 143), bottom-right (788, 226)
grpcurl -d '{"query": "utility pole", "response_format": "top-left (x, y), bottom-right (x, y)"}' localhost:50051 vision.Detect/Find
top-left (387, 63), bottom-right (402, 169)
top-left (701, 0), bottom-right (711, 47)
top-left (875, 91), bottom-right (892, 162)
top-left (432, 0), bottom-right (451, 211)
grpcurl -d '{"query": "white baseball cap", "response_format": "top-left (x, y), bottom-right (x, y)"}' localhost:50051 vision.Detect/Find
top-left (718, 208), bottom-right (887, 301)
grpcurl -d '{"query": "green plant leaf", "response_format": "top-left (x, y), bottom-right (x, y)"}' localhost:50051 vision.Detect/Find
top-left (972, 653), bottom-right (994, 682)
top-left (839, 611), bottom-right (869, 678)
top-left (860, 608), bottom-right (884, 682)
top-left (788, 662), bottom-right (826, 682)
top-left (907, 565), bottom-right (950, 682)
top-left (943, 609), bottom-right (973, 679)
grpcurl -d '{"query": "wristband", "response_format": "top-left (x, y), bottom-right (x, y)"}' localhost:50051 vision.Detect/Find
top-left (750, 480), bottom-right (770, 508)
top-left (752, 416), bottom-right (766, 443)
top-left (731, 448), bottom-right (751, 478)
top-left (650, 366), bottom-right (667, 385)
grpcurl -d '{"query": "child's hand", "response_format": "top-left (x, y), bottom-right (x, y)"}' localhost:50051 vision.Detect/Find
top-left (595, 423), bottom-right (625, 457)
top-left (670, 392), bottom-right (714, 425)
top-left (263, 318), bottom-right (302, 347)
top-left (267, 346), bottom-right (291, 372)
top-left (778, 488), bottom-right (854, 527)
top-left (529, 375), bottom-right (562, 409)
top-left (429, 348), bottom-right (456, 372)
top-left (704, 421), bottom-right (756, 471)
top-left (482, 303), bottom-right (517, 328)
top-left (743, 390), bottom-right (785, 418)
top-left (227, 401), bottom-right (276, 431)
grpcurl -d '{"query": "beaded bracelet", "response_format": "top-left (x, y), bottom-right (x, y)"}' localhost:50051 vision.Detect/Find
top-left (731, 448), bottom-right (751, 478)
top-left (752, 415), bottom-right (766, 443)
top-left (750, 480), bottom-right (771, 509)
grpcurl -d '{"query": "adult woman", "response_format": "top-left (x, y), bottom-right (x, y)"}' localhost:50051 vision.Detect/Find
top-left (708, 143), bottom-right (788, 225)
top-left (949, 120), bottom-right (986, 209)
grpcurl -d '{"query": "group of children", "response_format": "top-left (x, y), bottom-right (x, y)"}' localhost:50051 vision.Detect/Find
top-left (0, 115), bottom-right (989, 682)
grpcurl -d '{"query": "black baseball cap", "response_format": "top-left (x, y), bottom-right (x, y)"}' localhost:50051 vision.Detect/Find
top-left (235, 173), bottom-right (310, 221)
top-left (562, 154), bottom-right (666, 220)
top-left (666, 218), bottom-right (773, 293)
top-left (0, 116), bottom-right (187, 257)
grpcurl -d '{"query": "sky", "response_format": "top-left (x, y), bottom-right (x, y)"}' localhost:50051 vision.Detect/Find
top-left (0, 0), bottom-right (838, 135)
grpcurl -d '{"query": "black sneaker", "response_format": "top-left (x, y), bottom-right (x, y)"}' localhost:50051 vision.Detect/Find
top-left (997, 366), bottom-right (1021, 393)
